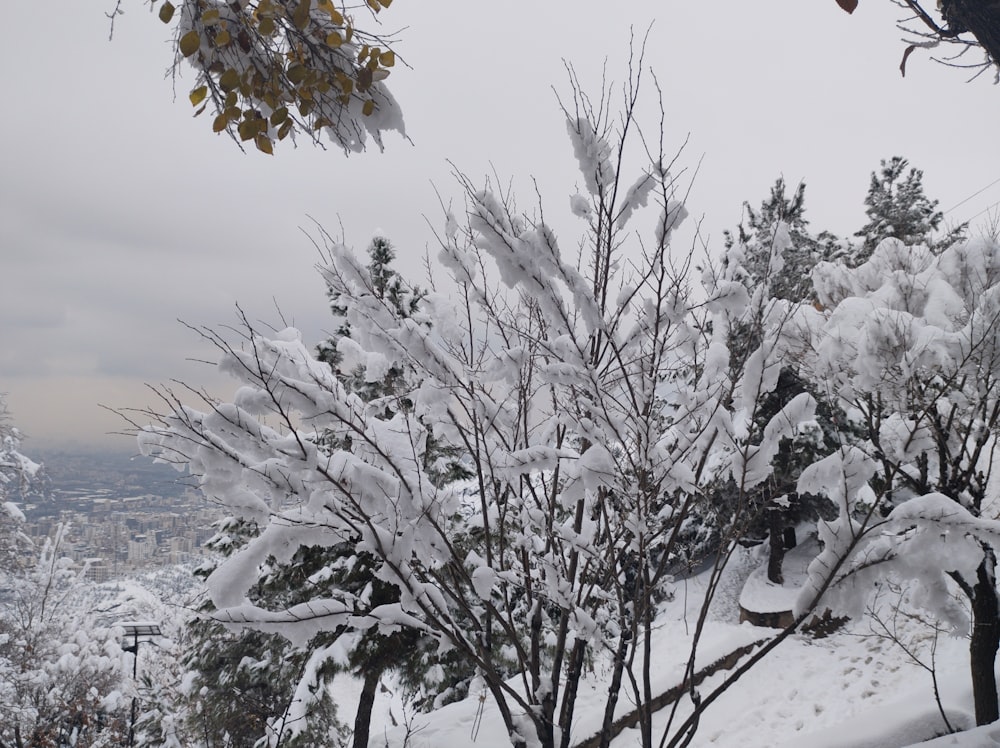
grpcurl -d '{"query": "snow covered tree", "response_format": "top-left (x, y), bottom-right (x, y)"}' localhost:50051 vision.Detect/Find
top-left (317, 235), bottom-right (475, 746)
top-left (796, 234), bottom-right (1000, 726)
top-left (0, 526), bottom-right (130, 748)
top-left (118, 0), bottom-right (405, 154)
top-left (853, 156), bottom-right (966, 264)
top-left (137, 55), bottom-right (832, 748)
top-left (718, 185), bottom-right (844, 584)
top-left (0, 395), bottom-right (41, 572)
top-left (142, 517), bottom-right (346, 748)
top-left (724, 178), bottom-right (839, 304)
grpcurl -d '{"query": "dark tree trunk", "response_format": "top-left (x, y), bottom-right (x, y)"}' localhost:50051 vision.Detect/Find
top-left (598, 633), bottom-right (630, 748)
top-left (766, 510), bottom-right (785, 585)
top-left (353, 667), bottom-right (383, 748)
top-left (970, 555), bottom-right (1000, 726)
top-left (782, 526), bottom-right (797, 550)
top-left (557, 640), bottom-right (588, 748)
top-left (945, 0), bottom-right (1000, 66)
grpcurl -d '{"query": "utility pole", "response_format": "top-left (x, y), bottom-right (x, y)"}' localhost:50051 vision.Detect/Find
top-left (119, 622), bottom-right (162, 747)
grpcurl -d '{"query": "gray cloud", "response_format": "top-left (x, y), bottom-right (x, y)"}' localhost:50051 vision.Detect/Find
top-left (2, 0), bottom-right (999, 451)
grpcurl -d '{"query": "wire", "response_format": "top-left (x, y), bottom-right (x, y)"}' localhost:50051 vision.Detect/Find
top-left (943, 175), bottom-right (1000, 215)
top-left (964, 199), bottom-right (1000, 224)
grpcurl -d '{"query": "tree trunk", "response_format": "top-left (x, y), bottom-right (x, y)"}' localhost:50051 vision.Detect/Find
top-left (970, 554), bottom-right (1000, 726)
top-left (782, 526), bottom-right (797, 550)
top-left (946, 0), bottom-right (1000, 66)
top-left (766, 510), bottom-right (785, 585)
top-left (598, 633), bottom-right (630, 748)
top-left (557, 640), bottom-right (587, 748)
top-left (353, 667), bottom-right (383, 748)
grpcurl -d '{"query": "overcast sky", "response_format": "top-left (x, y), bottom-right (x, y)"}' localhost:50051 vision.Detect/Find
top-left (2, 1), bottom-right (999, 454)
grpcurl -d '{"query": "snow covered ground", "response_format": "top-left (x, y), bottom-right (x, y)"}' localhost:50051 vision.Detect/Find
top-left (330, 545), bottom-right (996, 748)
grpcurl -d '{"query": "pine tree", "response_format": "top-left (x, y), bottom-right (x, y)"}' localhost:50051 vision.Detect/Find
top-left (316, 236), bottom-right (476, 745)
top-left (719, 180), bottom-right (845, 584)
top-left (164, 521), bottom-right (345, 747)
top-left (853, 156), bottom-right (966, 264)
top-left (724, 177), bottom-right (840, 303)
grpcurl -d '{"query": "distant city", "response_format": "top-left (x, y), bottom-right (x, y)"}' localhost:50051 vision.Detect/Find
top-left (16, 449), bottom-right (221, 581)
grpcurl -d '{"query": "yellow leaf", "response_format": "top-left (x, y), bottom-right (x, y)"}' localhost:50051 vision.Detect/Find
top-left (362, 99), bottom-right (375, 116)
top-left (255, 134), bottom-right (274, 154)
top-left (270, 107), bottom-right (289, 125)
top-left (158, 1), bottom-right (175, 23)
top-left (287, 64), bottom-right (308, 84)
top-left (201, 8), bottom-right (220, 25)
top-left (358, 45), bottom-right (370, 63)
top-left (325, 31), bottom-right (343, 48)
top-left (278, 120), bottom-right (293, 140)
top-left (258, 16), bottom-right (276, 35)
top-left (380, 0), bottom-right (392, 6)
top-left (219, 68), bottom-right (240, 92)
top-left (379, 50), bottom-right (395, 67)
top-left (345, 25), bottom-right (353, 42)
top-left (366, 0), bottom-right (379, 11)
top-left (189, 85), bottom-right (208, 106)
top-left (212, 113), bottom-right (228, 132)
top-left (292, 0), bottom-right (311, 30)
top-left (224, 90), bottom-right (238, 108)
top-left (238, 119), bottom-right (257, 141)
top-left (215, 29), bottom-right (231, 46)
top-left (179, 30), bottom-right (201, 57)
top-left (316, 0), bottom-right (344, 22)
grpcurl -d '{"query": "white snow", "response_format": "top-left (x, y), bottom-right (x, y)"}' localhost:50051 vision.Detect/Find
top-left (360, 556), bottom-right (986, 748)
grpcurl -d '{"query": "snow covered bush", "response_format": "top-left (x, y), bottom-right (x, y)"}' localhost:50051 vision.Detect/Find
top-left (138, 56), bottom-right (826, 748)
top-left (0, 394), bottom-right (41, 571)
top-left (0, 526), bottom-right (130, 747)
top-left (794, 234), bottom-right (1000, 725)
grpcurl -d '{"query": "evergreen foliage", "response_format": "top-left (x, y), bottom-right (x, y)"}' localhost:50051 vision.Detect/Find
top-left (717, 180), bottom-right (852, 583)
top-left (164, 519), bottom-right (346, 747)
top-left (853, 156), bottom-right (966, 263)
top-left (724, 177), bottom-right (839, 303)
